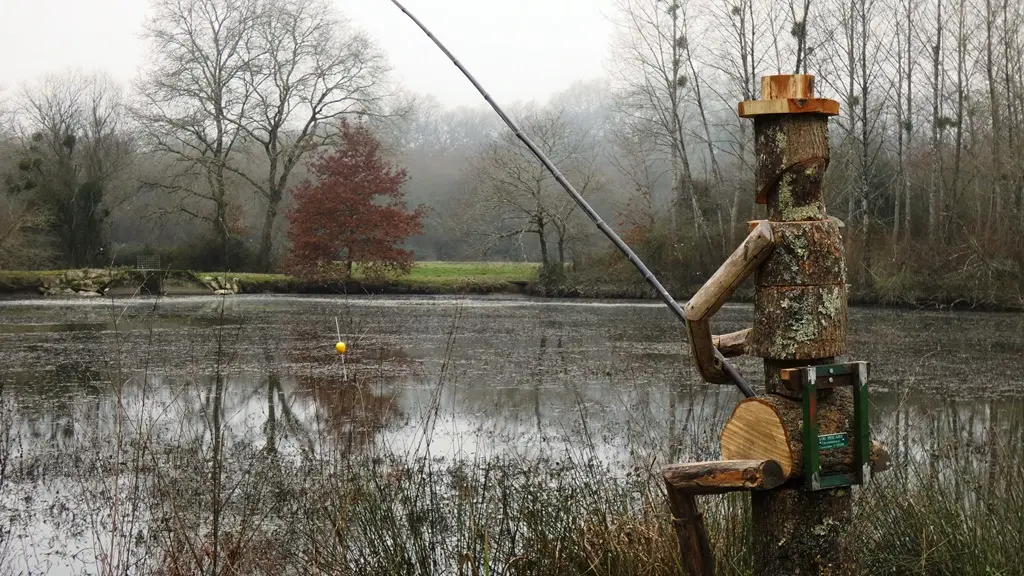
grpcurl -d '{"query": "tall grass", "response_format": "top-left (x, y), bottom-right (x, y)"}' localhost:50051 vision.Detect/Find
top-left (0, 377), bottom-right (12, 576)
top-left (0, 295), bottom-right (1020, 575)
top-left (856, 417), bottom-right (1023, 575)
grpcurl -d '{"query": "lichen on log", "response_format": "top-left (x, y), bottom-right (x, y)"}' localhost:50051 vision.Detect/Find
top-left (747, 284), bottom-right (848, 359)
top-left (754, 115), bottom-right (830, 215)
top-left (756, 220), bottom-right (845, 287)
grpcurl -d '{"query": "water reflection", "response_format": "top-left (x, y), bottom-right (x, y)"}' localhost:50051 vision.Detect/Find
top-left (2, 297), bottom-right (1022, 457)
top-left (0, 295), bottom-right (1021, 574)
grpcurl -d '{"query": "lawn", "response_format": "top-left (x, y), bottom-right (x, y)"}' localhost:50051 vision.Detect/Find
top-left (200, 262), bottom-right (539, 285)
top-left (396, 261), bottom-right (539, 286)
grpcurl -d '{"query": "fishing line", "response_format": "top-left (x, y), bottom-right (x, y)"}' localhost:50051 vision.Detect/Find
top-left (335, 316), bottom-right (347, 381)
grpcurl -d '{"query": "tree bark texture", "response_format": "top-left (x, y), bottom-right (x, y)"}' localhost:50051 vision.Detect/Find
top-left (746, 284), bottom-right (847, 360)
top-left (753, 116), bottom-right (830, 216)
top-left (751, 488), bottom-right (857, 576)
top-left (754, 220), bottom-right (845, 287)
top-left (665, 482), bottom-right (716, 576)
top-left (663, 459), bottom-right (786, 494)
top-left (714, 329), bottom-right (751, 358)
top-left (742, 79), bottom-right (855, 576)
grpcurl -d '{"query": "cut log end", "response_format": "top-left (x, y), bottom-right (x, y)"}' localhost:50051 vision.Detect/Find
top-left (738, 98), bottom-right (840, 118)
top-left (722, 395), bottom-right (891, 482)
top-left (663, 459), bottom-right (786, 494)
top-left (721, 399), bottom-right (795, 477)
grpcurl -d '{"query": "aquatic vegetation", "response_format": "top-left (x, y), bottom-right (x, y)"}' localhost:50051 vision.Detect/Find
top-left (0, 296), bottom-right (1020, 574)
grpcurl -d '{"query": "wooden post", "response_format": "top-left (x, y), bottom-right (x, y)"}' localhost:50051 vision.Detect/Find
top-left (738, 75), bottom-right (857, 575)
top-left (664, 488), bottom-right (716, 576)
top-left (662, 459), bottom-right (788, 576)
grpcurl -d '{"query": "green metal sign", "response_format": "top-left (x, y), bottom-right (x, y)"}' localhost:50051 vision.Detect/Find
top-left (818, 433), bottom-right (849, 451)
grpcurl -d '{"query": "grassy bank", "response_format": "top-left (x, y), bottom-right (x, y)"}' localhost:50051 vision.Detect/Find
top-left (230, 261), bottom-right (543, 295)
top-left (2, 260), bottom-right (1022, 310)
top-left (0, 270), bottom-right (65, 293)
top-left (0, 262), bottom-right (543, 297)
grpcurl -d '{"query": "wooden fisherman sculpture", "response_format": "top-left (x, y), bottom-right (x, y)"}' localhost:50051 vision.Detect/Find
top-left (386, 12), bottom-right (886, 571)
top-left (386, 8), bottom-right (888, 571)
top-left (663, 75), bottom-right (890, 576)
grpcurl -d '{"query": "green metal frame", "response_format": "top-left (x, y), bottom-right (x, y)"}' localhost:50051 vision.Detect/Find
top-left (798, 361), bottom-right (871, 491)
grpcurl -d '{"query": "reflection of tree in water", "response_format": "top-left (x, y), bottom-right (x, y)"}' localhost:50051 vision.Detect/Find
top-left (10, 360), bottom-right (104, 452)
top-left (131, 309), bottom-right (411, 574)
top-left (269, 322), bottom-right (406, 453)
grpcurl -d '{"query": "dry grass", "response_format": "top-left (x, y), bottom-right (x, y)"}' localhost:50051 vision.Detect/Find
top-left (0, 299), bottom-right (1020, 576)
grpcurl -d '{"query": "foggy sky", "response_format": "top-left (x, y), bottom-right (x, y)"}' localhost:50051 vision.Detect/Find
top-left (0, 0), bottom-right (616, 108)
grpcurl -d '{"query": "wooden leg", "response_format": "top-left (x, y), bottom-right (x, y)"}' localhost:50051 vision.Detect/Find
top-left (665, 483), bottom-right (716, 576)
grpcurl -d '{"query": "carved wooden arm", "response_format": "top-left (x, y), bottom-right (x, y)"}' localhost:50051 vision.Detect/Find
top-left (683, 221), bottom-right (775, 384)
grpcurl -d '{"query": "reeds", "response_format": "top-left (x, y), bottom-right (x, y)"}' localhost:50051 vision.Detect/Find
top-left (0, 297), bottom-right (1020, 575)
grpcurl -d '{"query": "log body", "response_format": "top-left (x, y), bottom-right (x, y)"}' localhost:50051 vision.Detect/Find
top-left (741, 76), bottom-right (856, 576)
top-left (663, 459), bottom-right (786, 494)
top-left (747, 220), bottom-right (847, 363)
top-left (747, 284), bottom-right (848, 360)
top-left (754, 115), bottom-right (830, 210)
top-left (755, 220), bottom-right (846, 287)
top-left (720, 393), bottom-right (889, 479)
top-left (751, 488), bottom-right (856, 575)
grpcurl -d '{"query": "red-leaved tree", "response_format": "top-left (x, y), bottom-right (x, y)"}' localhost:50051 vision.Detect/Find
top-left (285, 120), bottom-right (426, 280)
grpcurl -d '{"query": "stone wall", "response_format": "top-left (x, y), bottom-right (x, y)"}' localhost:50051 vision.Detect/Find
top-left (38, 270), bottom-right (241, 297)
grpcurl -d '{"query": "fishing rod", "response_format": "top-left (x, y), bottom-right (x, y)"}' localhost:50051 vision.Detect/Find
top-left (388, 0), bottom-right (755, 399)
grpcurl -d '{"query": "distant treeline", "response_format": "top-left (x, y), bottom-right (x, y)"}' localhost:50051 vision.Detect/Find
top-left (1, 0), bottom-right (1021, 307)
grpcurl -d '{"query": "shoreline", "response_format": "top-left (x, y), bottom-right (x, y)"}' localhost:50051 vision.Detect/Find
top-left (1, 269), bottom-right (1020, 313)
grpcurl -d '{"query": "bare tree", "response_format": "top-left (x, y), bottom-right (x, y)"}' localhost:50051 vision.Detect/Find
top-left (675, 2), bottom-right (731, 251)
top-left (1005, 0), bottom-right (1024, 242)
top-left (0, 194), bottom-right (53, 269)
top-left (790, 0), bottom-right (814, 73)
top-left (946, 0), bottom-right (979, 236)
top-left (462, 108), bottom-right (603, 271)
top-left (609, 0), bottom-right (711, 248)
top-left (607, 120), bottom-right (666, 234)
top-left (926, 0), bottom-right (945, 240)
top-left (134, 0), bottom-right (262, 267)
top-left (985, 0), bottom-right (1004, 235)
top-left (828, 0), bottom-right (885, 234)
top-left (705, 0), bottom-right (762, 245)
top-left (232, 0), bottom-right (392, 271)
top-left (891, 0), bottom-right (918, 243)
top-left (0, 89), bottom-right (51, 268)
top-left (13, 71), bottom-right (133, 267)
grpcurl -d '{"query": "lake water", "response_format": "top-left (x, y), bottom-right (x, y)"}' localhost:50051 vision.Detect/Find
top-left (1, 294), bottom-right (1022, 573)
